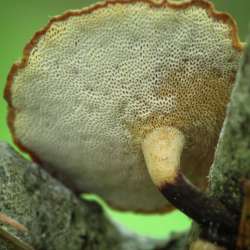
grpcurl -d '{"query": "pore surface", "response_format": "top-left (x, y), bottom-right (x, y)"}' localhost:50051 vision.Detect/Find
top-left (8, 1), bottom-right (241, 212)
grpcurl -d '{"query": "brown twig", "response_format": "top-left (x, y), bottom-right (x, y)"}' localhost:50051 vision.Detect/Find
top-left (0, 212), bottom-right (28, 232)
top-left (0, 227), bottom-right (35, 250)
top-left (236, 179), bottom-right (250, 250)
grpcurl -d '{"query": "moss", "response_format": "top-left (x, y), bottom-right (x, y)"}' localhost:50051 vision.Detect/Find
top-left (210, 38), bottom-right (250, 214)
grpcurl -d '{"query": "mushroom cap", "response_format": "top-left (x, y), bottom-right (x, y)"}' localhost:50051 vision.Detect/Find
top-left (5, 0), bottom-right (243, 212)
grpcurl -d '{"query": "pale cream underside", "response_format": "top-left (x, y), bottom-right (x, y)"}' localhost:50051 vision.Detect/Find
top-left (11, 2), bottom-right (241, 211)
top-left (142, 127), bottom-right (185, 187)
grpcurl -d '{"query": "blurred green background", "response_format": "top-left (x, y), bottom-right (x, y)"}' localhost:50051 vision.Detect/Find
top-left (0, 0), bottom-right (249, 239)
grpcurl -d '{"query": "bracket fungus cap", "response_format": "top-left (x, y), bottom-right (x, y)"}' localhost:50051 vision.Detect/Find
top-left (5, 0), bottom-right (243, 212)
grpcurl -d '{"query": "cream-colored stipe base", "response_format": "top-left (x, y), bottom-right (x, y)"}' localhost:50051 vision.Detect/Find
top-left (142, 127), bottom-right (185, 187)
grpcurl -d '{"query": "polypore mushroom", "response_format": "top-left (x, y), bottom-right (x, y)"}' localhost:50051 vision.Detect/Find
top-left (4, 0), bottom-right (243, 229)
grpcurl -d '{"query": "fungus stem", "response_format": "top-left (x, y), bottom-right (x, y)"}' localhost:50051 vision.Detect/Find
top-left (142, 127), bottom-right (237, 234)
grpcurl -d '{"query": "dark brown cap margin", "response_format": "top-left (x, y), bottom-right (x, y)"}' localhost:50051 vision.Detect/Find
top-left (3, 0), bottom-right (244, 213)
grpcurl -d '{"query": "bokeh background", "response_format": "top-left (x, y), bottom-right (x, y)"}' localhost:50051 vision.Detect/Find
top-left (0, 0), bottom-right (249, 239)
